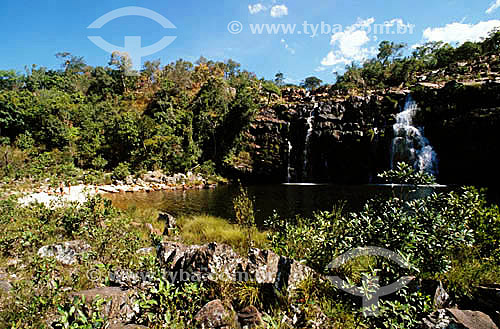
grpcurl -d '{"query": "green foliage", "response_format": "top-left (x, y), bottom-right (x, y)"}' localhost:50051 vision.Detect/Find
top-left (233, 184), bottom-right (255, 229)
top-left (0, 196), bottom-right (150, 327)
top-left (177, 214), bottom-right (268, 255)
top-left (0, 55), bottom-right (259, 182)
top-left (111, 162), bottom-right (130, 182)
top-left (301, 76), bottom-right (322, 91)
top-left (378, 162), bottom-right (436, 185)
top-left (267, 186), bottom-right (500, 328)
top-left (134, 270), bottom-right (207, 327)
top-left (53, 296), bottom-right (108, 329)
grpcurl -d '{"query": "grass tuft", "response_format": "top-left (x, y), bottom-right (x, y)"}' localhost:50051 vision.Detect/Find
top-left (177, 214), bottom-right (269, 255)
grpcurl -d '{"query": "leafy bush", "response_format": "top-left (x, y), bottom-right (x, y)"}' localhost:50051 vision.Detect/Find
top-left (53, 296), bottom-right (108, 329)
top-left (111, 162), bottom-right (130, 182)
top-left (233, 184), bottom-right (255, 229)
top-left (378, 162), bottom-right (436, 185)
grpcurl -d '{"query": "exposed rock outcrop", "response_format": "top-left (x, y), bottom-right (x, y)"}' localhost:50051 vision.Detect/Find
top-left (194, 299), bottom-right (235, 329)
top-left (38, 240), bottom-right (90, 265)
top-left (157, 242), bottom-right (314, 292)
top-left (424, 308), bottom-right (498, 329)
top-left (71, 287), bottom-right (138, 327)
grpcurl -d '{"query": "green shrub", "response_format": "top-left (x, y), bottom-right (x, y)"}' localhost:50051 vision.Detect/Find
top-left (111, 162), bottom-right (130, 182)
top-left (378, 162), bottom-right (436, 185)
top-left (53, 296), bottom-right (108, 329)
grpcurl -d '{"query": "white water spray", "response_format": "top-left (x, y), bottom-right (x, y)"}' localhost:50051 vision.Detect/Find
top-left (391, 95), bottom-right (438, 175)
top-left (287, 140), bottom-right (293, 183)
top-left (303, 112), bottom-right (314, 179)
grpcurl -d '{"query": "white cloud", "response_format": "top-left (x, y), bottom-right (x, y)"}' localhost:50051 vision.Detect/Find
top-left (314, 66), bottom-right (328, 72)
top-left (281, 38), bottom-right (295, 55)
top-left (248, 3), bottom-right (266, 15)
top-left (270, 5), bottom-right (288, 18)
top-left (320, 18), bottom-right (377, 68)
top-left (383, 18), bottom-right (415, 31)
top-left (486, 0), bottom-right (500, 14)
top-left (422, 20), bottom-right (500, 44)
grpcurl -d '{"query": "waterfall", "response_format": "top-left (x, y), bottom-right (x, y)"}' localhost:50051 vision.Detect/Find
top-left (287, 140), bottom-right (293, 183)
top-left (391, 95), bottom-right (438, 175)
top-left (303, 111), bottom-right (315, 180)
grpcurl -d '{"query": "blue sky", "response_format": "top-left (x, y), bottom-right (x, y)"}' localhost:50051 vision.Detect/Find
top-left (1, 0), bottom-right (500, 83)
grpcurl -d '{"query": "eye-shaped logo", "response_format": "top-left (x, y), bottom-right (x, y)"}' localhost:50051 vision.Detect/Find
top-left (327, 247), bottom-right (415, 317)
top-left (88, 6), bottom-right (177, 73)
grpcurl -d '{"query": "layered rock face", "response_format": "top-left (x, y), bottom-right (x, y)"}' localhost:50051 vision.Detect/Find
top-left (413, 81), bottom-right (500, 186)
top-left (248, 88), bottom-right (403, 183)
top-left (246, 81), bottom-right (500, 186)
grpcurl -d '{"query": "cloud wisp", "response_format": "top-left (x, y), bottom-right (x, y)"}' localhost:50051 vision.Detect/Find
top-left (422, 20), bottom-right (500, 44)
top-left (486, 0), bottom-right (500, 14)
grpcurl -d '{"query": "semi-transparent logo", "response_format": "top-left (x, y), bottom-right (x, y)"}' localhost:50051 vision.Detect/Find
top-left (327, 246), bottom-right (415, 316)
top-left (88, 6), bottom-right (177, 74)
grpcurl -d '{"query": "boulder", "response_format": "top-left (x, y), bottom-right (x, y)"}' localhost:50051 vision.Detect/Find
top-left (237, 305), bottom-right (263, 328)
top-left (158, 242), bottom-right (247, 282)
top-left (424, 309), bottom-right (498, 329)
top-left (434, 281), bottom-right (451, 309)
top-left (125, 175), bottom-right (135, 185)
top-left (157, 242), bottom-right (314, 292)
top-left (194, 299), bottom-right (235, 329)
top-left (247, 248), bottom-right (313, 291)
top-left (0, 273), bottom-right (12, 292)
top-left (158, 212), bottom-right (177, 235)
top-left (142, 170), bottom-right (165, 184)
top-left (136, 247), bottom-right (155, 256)
top-left (0, 280), bottom-right (12, 293)
top-left (72, 287), bottom-right (137, 326)
top-left (38, 240), bottom-right (90, 265)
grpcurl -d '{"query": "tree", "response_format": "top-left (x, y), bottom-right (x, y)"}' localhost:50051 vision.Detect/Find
top-left (108, 52), bottom-right (136, 92)
top-left (377, 41), bottom-right (406, 64)
top-left (56, 52), bottom-right (87, 74)
top-left (455, 42), bottom-right (481, 62)
top-left (302, 76), bottom-right (322, 91)
top-left (224, 59), bottom-right (241, 80)
top-left (0, 70), bottom-right (20, 90)
top-left (482, 28), bottom-right (500, 54)
top-left (275, 72), bottom-right (285, 86)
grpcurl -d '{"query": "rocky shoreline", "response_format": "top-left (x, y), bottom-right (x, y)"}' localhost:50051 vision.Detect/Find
top-left (15, 170), bottom-right (220, 207)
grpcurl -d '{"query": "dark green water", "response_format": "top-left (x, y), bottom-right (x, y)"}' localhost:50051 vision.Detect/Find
top-left (106, 184), bottom-right (446, 224)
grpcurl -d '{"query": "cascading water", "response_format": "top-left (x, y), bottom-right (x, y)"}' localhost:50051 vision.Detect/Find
top-left (287, 140), bottom-right (293, 183)
top-left (303, 111), bottom-right (315, 180)
top-left (391, 95), bottom-right (439, 175)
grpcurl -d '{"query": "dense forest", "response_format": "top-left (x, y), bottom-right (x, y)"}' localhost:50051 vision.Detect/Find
top-left (1, 29), bottom-right (499, 184)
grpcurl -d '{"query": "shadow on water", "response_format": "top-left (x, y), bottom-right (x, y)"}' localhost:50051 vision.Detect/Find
top-left (105, 184), bottom-right (451, 226)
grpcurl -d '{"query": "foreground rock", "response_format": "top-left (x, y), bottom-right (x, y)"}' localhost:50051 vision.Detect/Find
top-left (157, 242), bottom-right (314, 292)
top-left (38, 240), bottom-right (90, 265)
top-left (194, 299), bottom-right (235, 329)
top-left (424, 308), bottom-right (498, 329)
top-left (159, 212), bottom-right (177, 235)
top-left (0, 272), bottom-right (12, 293)
top-left (237, 305), bottom-right (264, 328)
top-left (71, 287), bottom-right (137, 327)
